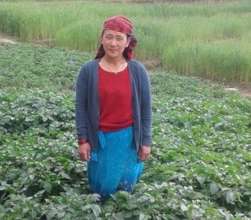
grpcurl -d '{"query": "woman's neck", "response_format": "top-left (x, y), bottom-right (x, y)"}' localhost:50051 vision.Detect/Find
top-left (102, 55), bottom-right (126, 66)
top-left (99, 55), bottom-right (128, 73)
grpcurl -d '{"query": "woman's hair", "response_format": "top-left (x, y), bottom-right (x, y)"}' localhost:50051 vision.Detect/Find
top-left (95, 32), bottom-right (137, 60)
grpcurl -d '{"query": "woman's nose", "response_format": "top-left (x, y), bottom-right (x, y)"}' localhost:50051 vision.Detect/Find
top-left (110, 39), bottom-right (117, 46)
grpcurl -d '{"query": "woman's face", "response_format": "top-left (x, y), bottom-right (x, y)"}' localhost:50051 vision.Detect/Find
top-left (101, 29), bottom-right (129, 59)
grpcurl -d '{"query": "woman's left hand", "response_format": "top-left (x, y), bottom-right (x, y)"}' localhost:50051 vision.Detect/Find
top-left (138, 145), bottom-right (151, 161)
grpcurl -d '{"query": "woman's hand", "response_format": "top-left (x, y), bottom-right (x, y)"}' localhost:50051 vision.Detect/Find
top-left (79, 142), bottom-right (91, 161)
top-left (138, 145), bottom-right (151, 161)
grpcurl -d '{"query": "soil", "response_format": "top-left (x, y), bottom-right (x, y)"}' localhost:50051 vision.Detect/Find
top-left (0, 33), bottom-right (17, 45)
top-left (223, 82), bottom-right (251, 99)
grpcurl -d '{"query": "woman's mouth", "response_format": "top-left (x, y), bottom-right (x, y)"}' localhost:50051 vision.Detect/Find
top-left (108, 48), bottom-right (117, 53)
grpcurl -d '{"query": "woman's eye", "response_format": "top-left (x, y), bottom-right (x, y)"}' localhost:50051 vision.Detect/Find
top-left (116, 37), bottom-right (123, 41)
top-left (105, 35), bottom-right (113, 40)
top-left (104, 35), bottom-right (124, 41)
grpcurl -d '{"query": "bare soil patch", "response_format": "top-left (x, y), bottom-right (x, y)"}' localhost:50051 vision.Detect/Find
top-left (224, 82), bottom-right (251, 99)
top-left (0, 33), bottom-right (17, 45)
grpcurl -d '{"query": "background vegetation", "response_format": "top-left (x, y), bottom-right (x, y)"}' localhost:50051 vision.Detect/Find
top-left (0, 0), bottom-right (251, 82)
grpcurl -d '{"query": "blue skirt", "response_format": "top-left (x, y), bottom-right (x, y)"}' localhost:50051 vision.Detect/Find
top-left (87, 126), bottom-right (144, 198)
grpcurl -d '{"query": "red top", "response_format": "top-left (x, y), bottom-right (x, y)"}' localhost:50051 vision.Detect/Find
top-left (98, 65), bottom-right (133, 131)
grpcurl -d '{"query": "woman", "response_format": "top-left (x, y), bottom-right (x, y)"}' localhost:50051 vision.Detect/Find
top-left (75, 15), bottom-right (152, 198)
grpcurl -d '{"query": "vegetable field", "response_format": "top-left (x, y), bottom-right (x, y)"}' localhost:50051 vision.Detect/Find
top-left (0, 43), bottom-right (251, 219)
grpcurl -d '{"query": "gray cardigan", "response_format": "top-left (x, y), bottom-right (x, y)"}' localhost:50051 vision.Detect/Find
top-left (75, 58), bottom-right (152, 151)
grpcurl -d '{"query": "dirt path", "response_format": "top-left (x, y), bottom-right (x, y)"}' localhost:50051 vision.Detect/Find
top-left (224, 83), bottom-right (251, 98)
top-left (0, 33), bottom-right (17, 45)
top-left (0, 32), bottom-right (250, 98)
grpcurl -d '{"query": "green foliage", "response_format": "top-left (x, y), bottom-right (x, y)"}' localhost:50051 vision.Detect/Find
top-left (0, 43), bottom-right (91, 93)
top-left (0, 43), bottom-right (251, 219)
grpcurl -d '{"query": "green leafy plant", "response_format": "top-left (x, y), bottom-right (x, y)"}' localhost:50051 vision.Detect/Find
top-left (0, 43), bottom-right (251, 219)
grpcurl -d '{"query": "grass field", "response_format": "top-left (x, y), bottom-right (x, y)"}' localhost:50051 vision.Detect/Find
top-left (0, 42), bottom-right (251, 219)
top-left (0, 0), bottom-right (251, 82)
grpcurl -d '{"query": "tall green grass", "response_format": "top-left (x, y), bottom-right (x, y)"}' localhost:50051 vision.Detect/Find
top-left (0, 0), bottom-right (251, 82)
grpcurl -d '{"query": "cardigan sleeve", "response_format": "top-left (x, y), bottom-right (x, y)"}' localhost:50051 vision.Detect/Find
top-left (140, 64), bottom-right (152, 146)
top-left (75, 65), bottom-right (89, 141)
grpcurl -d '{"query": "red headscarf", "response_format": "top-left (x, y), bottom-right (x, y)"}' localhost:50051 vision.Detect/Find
top-left (95, 15), bottom-right (137, 60)
top-left (103, 15), bottom-right (133, 35)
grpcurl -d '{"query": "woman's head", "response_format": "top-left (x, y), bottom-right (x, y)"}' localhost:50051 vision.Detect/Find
top-left (95, 15), bottom-right (137, 60)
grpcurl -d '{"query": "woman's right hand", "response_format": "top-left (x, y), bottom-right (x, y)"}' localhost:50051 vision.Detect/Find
top-left (78, 142), bottom-right (91, 161)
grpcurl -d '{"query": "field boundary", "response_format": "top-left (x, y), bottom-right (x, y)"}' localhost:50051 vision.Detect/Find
top-left (1, 32), bottom-right (250, 98)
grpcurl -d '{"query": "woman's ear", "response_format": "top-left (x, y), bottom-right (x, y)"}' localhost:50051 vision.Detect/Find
top-left (99, 30), bottom-right (105, 44)
top-left (126, 36), bottom-right (131, 47)
top-left (99, 35), bottom-right (103, 45)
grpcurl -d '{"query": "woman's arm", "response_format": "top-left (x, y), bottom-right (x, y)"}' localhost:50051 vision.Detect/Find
top-left (75, 65), bottom-right (92, 161)
top-left (75, 65), bottom-right (89, 142)
top-left (140, 64), bottom-right (152, 147)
